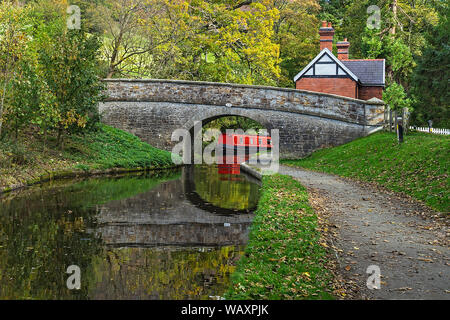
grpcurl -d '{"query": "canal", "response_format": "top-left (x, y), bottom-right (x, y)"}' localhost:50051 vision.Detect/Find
top-left (0, 165), bottom-right (261, 299)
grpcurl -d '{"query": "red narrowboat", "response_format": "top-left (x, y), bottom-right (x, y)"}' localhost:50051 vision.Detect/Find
top-left (217, 133), bottom-right (272, 153)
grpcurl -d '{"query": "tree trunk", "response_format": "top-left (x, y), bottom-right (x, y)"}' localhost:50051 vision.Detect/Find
top-left (43, 125), bottom-right (47, 150)
top-left (386, 0), bottom-right (398, 82)
top-left (57, 127), bottom-right (64, 149)
top-left (390, 0), bottom-right (398, 35)
top-left (107, 12), bottom-right (129, 79)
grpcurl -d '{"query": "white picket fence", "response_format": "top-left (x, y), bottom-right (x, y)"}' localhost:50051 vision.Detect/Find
top-left (410, 126), bottom-right (450, 135)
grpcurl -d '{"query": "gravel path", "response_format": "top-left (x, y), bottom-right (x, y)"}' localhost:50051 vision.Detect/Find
top-left (279, 165), bottom-right (450, 300)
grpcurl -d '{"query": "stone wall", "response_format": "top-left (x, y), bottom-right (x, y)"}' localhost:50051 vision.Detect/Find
top-left (100, 79), bottom-right (385, 159)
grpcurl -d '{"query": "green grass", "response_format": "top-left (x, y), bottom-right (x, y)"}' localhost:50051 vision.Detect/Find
top-left (282, 131), bottom-right (449, 213)
top-left (225, 174), bottom-right (334, 300)
top-left (64, 124), bottom-right (175, 170)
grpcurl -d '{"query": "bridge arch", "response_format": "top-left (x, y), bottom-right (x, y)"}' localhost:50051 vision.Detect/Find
top-left (99, 79), bottom-right (385, 159)
top-left (182, 111), bottom-right (274, 134)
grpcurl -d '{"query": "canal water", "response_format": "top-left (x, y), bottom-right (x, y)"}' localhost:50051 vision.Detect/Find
top-left (0, 165), bottom-right (261, 299)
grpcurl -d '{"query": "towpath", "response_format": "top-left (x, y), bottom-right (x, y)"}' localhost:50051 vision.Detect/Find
top-left (279, 165), bottom-right (449, 299)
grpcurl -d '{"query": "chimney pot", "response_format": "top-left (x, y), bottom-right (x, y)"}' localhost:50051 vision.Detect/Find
top-left (322, 21), bottom-right (327, 28)
top-left (328, 22), bottom-right (332, 28)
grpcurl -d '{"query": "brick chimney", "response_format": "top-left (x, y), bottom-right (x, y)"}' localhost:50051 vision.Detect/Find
top-left (319, 21), bottom-right (335, 52)
top-left (337, 38), bottom-right (350, 60)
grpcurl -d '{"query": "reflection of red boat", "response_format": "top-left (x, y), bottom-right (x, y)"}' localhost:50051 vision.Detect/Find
top-left (218, 163), bottom-right (241, 175)
top-left (217, 155), bottom-right (249, 175)
top-left (218, 134), bottom-right (272, 153)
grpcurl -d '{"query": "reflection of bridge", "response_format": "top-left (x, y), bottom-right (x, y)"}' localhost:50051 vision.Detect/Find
top-left (95, 167), bottom-right (257, 247)
top-left (99, 79), bottom-right (385, 159)
top-left (183, 164), bottom-right (260, 215)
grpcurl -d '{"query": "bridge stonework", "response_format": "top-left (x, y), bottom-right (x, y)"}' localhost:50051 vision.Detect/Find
top-left (99, 79), bottom-right (385, 159)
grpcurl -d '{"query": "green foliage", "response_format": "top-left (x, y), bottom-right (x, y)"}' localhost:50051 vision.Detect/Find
top-left (323, 0), bottom-right (369, 58)
top-left (203, 116), bottom-right (264, 133)
top-left (283, 132), bottom-right (450, 213)
top-left (318, 0), bottom-right (351, 25)
top-left (0, 0), bottom-right (104, 143)
top-left (361, 28), bottom-right (383, 59)
top-left (0, 137), bottom-right (30, 167)
top-left (322, 0), bottom-right (444, 126)
top-left (384, 37), bottom-right (416, 85)
top-left (337, 0), bottom-right (439, 59)
top-left (0, 2), bottom-right (31, 137)
top-left (272, 0), bottom-right (320, 87)
top-left (410, 8), bottom-right (450, 128)
top-left (95, 0), bottom-right (283, 85)
top-left (89, 0), bottom-right (321, 86)
top-left (226, 174), bottom-right (334, 299)
top-left (7, 52), bottom-right (59, 138)
top-left (6, 59), bottom-right (38, 137)
top-left (34, 3), bottom-right (105, 136)
top-left (383, 82), bottom-right (412, 111)
top-left (197, 0), bottom-right (282, 85)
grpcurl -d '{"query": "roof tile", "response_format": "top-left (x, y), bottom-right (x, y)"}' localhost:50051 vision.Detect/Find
top-left (342, 60), bottom-right (385, 86)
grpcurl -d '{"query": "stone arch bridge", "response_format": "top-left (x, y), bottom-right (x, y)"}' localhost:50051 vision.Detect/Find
top-left (99, 79), bottom-right (385, 159)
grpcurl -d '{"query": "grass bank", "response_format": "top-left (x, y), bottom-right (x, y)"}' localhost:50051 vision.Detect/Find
top-left (226, 174), bottom-right (334, 300)
top-left (282, 131), bottom-right (449, 213)
top-left (0, 124), bottom-right (177, 193)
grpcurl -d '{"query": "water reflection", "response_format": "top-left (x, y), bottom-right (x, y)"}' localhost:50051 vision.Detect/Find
top-left (88, 246), bottom-right (242, 300)
top-left (217, 155), bottom-right (249, 175)
top-left (190, 164), bottom-right (260, 213)
top-left (0, 166), bottom-right (260, 299)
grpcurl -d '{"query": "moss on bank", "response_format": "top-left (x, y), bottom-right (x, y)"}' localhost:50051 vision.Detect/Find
top-left (226, 174), bottom-right (334, 300)
top-left (0, 124), bottom-right (177, 192)
top-left (282, 132), bottom-right (449, 213)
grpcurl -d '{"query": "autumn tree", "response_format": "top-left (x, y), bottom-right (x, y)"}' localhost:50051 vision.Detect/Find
top-left (0, 2), bottom-right (29, 138)
top-left (188, 0), bottom-right (281, 84)
top-left (31, 0), bottom-right (105, 146)
top-left (91, 0), bottom-right (282, 85)
top-left (270, 0), bottom-right (320, 87)
top-left (89, 0), bottom-right (178, 78)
